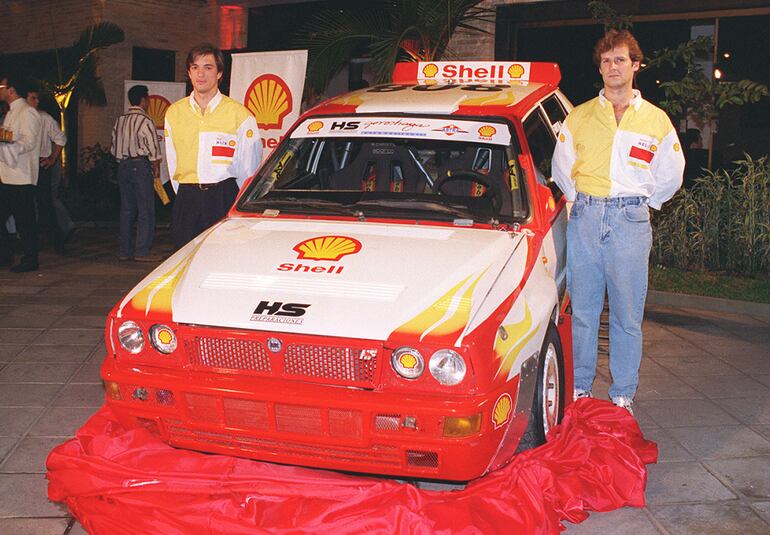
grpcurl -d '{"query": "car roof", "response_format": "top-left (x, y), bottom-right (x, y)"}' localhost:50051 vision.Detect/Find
top-left (309, 61), bottom-right (561, 121)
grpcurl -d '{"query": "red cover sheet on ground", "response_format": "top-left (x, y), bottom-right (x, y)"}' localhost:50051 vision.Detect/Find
top-left (47, 399), bottom-right (657, 535)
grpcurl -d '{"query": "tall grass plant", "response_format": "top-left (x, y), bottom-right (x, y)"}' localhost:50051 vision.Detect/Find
top-left (652, 155), bottom-right (770, 276)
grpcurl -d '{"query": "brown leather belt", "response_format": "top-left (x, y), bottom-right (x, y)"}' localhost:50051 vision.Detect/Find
top-left (180, 177), bottom-right (236, 191)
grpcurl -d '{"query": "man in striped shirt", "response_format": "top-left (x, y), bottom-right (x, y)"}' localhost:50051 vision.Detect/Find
top-left (110, 84), bottom-right (161, 262)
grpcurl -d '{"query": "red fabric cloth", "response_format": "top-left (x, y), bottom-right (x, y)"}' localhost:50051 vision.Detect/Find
top-left (47, 399), bottom-right (657, 535)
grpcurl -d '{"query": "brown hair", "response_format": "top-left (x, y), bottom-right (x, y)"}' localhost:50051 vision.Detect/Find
top-left (186, 43), bottom-right (225, 73)
top-left (593, 29), bottom-right (643, 66)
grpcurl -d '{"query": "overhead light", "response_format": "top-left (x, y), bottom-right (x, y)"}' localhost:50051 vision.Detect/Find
top-left (714, 68), bottom-right (723, 80)
top-left (723, 52), bottom-right (731, 59)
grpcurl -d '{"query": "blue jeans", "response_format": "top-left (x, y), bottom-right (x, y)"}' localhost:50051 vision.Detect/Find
top-left (118, 158), bottom-right (155, 257)
top-left (567, 192), bottom-right (652, 399)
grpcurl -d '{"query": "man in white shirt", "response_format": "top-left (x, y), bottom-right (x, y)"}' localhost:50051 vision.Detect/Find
top-left (27, 89), bottom-right (74, 254)
top-left (0, 74), bottom-right (42, 272)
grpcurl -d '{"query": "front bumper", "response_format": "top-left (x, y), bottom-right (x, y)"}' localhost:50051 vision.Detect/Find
top-left (101, 357), bottom-right (525, 481)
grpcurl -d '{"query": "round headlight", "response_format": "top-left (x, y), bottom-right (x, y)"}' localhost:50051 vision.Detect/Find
top-left (391, 347), bottom-right (424, 380)
top-left (149, 324), bottom-right (177, 354)
top-left (429, 349), bottom-right (467, 386)
top-left (118, 321), bottom-right (144, 354)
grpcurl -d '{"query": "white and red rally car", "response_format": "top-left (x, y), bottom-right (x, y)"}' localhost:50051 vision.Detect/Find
top-left (102, 61), bottom-right (574, 481)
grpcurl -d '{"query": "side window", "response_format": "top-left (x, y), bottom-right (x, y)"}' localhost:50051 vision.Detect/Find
top-left (523, 109), bottom-right (563, 202)
top-left (542, 95), bottom-right (567, 132)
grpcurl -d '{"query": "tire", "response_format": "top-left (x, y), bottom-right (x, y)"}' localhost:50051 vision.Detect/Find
top-left (515, 322), bottom-right (565, 453)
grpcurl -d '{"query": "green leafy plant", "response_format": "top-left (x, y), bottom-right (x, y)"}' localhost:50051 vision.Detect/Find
top-left (295, 0), bottom-right (493, 94)
top-left (652, 156), bottom-right (770, 276)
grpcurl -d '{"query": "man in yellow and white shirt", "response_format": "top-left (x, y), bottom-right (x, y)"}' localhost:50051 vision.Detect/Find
top-left (552, 30), bottom-right (684, 415)
top-left (165, 43), bottom-right (262, 249)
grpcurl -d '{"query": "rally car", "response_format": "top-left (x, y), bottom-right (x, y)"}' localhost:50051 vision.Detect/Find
top-left (101, 61), bottom-right (574, 482)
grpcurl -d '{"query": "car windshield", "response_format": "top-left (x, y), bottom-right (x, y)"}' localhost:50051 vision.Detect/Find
top-left (239, 116), bottom-right (529, 223)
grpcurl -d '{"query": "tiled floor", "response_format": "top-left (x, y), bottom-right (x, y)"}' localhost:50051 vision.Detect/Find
top-left (0, 227), bottom-right (769, 534)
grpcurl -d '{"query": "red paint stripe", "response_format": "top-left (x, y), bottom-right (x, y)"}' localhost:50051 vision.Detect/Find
top-left (212, 146), bottom-right (235, 158)
top-left (629, 146), bottom-right (654, 163)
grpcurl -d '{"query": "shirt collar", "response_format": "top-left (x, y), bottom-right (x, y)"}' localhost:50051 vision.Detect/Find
top-left (9, 98), bottom-right (27, 111)
top-left (598, 89), bottom-right (642, 111)
top-left (188, 90), bottom-right (222, 114)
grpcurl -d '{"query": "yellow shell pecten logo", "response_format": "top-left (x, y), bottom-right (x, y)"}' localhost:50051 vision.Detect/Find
top-left (492, 393), bottom-right (512, 429)
top-left (244, 74), bottom-right (293, 131)
top-left (422, 63), bottom-right (439, 78)
top-left (478, 125), bottom-right (497, 138)
top-left (146, 95), bottom-right (171, 129)
top-left (398, 352), bottom-right (418, 369)
top-left (293, 235), bottom-right (362, 261)
top-left (507, 64), bottom-right (525, 79)
top-left (307, 120), bottom-right (324, 133)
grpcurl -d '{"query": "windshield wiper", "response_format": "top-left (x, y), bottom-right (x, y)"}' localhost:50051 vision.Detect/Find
top-left (243, 197), bottom-right (362, 217)
top-left (352, 199), bottom-right (484, 221)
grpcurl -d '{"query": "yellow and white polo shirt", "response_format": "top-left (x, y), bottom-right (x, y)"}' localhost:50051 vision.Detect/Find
top-left (164, 91), bottom-right (263, 191)
top-left (552, 90), bottom-right (684, 210)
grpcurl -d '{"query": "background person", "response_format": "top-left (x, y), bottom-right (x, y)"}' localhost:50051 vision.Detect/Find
top-left (27, 88), bottom-right (73, 253)
top-left (110, 84), bottom-right (162, 262)
top-left (164, 43), bottom-right (262, 249)
top-left (552, 29), bottom-right (685, 415)
top-left (0, 73), bottom-right (42, 272)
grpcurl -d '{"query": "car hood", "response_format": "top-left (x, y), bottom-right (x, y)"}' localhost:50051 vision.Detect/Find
top-left (118, 217), bottom-right (529, 343)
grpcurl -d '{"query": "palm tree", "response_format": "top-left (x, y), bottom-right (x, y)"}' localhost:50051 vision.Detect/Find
top-left (41, 22), bottom-right (124, 165)
top-left (296, 0), bottom-right (492, 94)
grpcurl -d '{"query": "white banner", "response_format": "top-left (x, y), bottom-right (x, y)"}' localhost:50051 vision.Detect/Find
top-left (229, 50), bottom-right (307, 158)
top-left (123, 80), bottom-right (186, 184)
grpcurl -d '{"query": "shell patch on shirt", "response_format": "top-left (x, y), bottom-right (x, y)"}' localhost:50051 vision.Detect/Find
top-left (629, 145), bottom-right (654, 163)
top-left (212, 138), bottom-right (236, 158)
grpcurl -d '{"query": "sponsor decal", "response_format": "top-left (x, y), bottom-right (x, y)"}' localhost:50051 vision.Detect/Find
top-left (294, 236), bottom-right (362, 261)
top-left (146, 95), bottom-right (171, 129)
top-left (246, 129), bottom-right (254, 138)
top-left (650, 144), bottom-right (658, 152)
top-left (558, 133), bottom-right (565, 143)
top-left (507, 64), bottom-right (526, 79)
top-left (244, 74), bottom-right (292, 131)
top-left (492, 393), bottom-right (512, 429)
top-left (478, 125), bottom-right (497, 140)
top-left (228, 140), bottom-right (237, 147)
top-left (307, 120), bottom-right (324, 133)
top-left (250, 300), bottom-right (310, 324)
top-left (330, 120), bottom-right (360, 131)
top-left (433, 124), bottom-right (468, 136)
top-left (277, 262), bottom-right (345, 275)
top-left (422, 63), bottom-right (439, 78)
top-left (674, 143), bottom-right (681, 152)
top-left (212, 145), bottom-right (235, 158)
top-left (359, 349), bottom-right (378, 361)
top-left (629, 145), bottom-right (655, 163)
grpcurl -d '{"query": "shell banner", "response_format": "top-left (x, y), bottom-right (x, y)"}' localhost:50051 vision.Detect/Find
top-left (229, 50), bottom-right (308, 158)
top-left (123, 80), bottom-right (186, 184)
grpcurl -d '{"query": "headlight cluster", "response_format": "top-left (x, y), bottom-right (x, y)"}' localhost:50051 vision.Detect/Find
top-left (391, 346), bottom-right (467, 386)
top-left (117, 321), bottom-right (177, 355)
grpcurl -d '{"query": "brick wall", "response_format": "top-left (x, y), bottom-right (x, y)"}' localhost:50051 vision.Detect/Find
top-left (1, 0), bottom-right (247, 153)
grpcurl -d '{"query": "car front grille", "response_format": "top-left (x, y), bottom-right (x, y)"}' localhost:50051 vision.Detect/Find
top-left (182, 330), bottom-right (380, 388)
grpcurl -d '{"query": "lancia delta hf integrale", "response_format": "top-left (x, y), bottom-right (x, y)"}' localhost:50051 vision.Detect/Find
top-left (102, 61), bottom-right (575, 481)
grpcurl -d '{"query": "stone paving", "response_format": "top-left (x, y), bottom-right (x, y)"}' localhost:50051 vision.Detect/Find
top-left (0, 227), bottom-right (768, 534)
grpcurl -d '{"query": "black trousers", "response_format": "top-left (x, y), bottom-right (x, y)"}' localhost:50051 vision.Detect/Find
top-left (36, 165), bottom-right (61, 247)
top-left (172, 178), bottom-right (238, 249)
top-left (0, 183), bottom-right (39, 265)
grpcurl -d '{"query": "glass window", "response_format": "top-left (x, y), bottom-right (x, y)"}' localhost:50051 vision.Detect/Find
top-left (523, 110), bottom-right (563, 201)
top-left (542, 95), bottom-right (567, 130)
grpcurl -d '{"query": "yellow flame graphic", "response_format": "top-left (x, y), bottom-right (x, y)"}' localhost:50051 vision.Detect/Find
top-left (494, 303), bottom-right (538, 378)
top-left (462, 90), bottom-right (517, 108)
top-left (395, 270), bottom-right (486, 339)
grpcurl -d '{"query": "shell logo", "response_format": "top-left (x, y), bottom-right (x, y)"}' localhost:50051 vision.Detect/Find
top-left (650, 144), bottom-right (658, 152)
top-left (398, 352), bottom-right (418, 369)
top-left (293, 235), bottom-right (362, 261)
top-left (228, 140), bottom-right (236, 147)
top-left (156, 327), bottom-right (174, 345)
top-left (307, 120), bottom-right (324, 133)
top-left (422, 63), bottom-right (439, 78)
top-left (507, 64), bottom-right (525, 79)
top-left (478, 125), bottom-right (497, 138)
top-left (559, 133), bottom-right (565, 143)
top-left (674, 143), bottom-right (681, 152)
top-left (492, 393), bottom-right (512, 429)
top-left (146, 95), bottom-right (171, 129)
top-left (244, 74), bottom-right (293, 131)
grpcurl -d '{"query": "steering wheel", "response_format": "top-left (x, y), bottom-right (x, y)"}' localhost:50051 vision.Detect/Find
top-left (432, 170), bottom-right (503, 215)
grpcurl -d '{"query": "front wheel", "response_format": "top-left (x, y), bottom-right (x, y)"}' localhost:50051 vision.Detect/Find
top-left (515, 322), bottom-right (565, 453)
